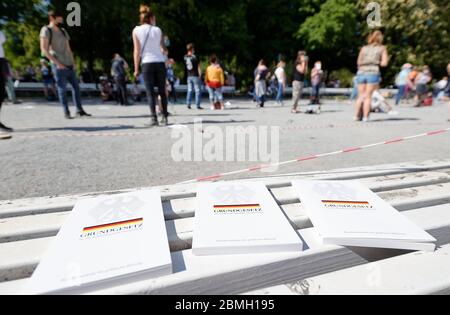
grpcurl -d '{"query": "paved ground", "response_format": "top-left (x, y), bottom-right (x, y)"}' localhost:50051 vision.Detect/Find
top-left (0, 97), bottom-right (449, 200)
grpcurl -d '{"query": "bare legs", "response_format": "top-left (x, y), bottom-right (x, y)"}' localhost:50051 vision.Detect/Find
top-left (355, 83), bottom-right (378, 121)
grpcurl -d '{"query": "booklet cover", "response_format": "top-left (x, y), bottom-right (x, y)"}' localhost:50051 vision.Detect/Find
top-left (24, 190), bottom-right (172, 295)
top-left (291, 180), bottom-right (436, 251)
top-left (192, 182), bottom-right (303, 256)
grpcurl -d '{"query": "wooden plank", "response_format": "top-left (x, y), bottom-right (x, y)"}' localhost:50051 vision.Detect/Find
top-left (2, 160), bottom-right (449, 219)
top-left (246, 244), bottom-right (450, 295)
top-left (1, 204), bottom-right (449, 295)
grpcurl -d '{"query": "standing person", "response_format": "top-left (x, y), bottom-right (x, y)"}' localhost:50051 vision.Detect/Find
top-left (395, 64), bottom-right (412, 106)
top-left (0, 29), bottom-right (13, 135)
top-left (40, 59), bottom-right (56, 101)
top-left (111, 53), bottom-right (130, 106)
top-left (308, 61), bottom-right (323, 113)
top-left (354, 30), bottom-right (389, 122)
top-left (133, 6), bottom-right (169, 126)
top-left (350, 76), bottom-right (358, 101)
top-left (275, 59), bottom-right (286, 106)
top-left (447, 63), bottom-right (450, 121)
top-left (205, 54), bottom-right (225, 110)
top-left (184, 43), bottom-right (203, 110)
top-left (291, 51), bottom-right (308, 114)
top-left (414, 66), bottom-right (432, 107)
top-left (254, 60), bottom-right (270, 108)
top-left (40, 10), bottom-right (91, 119)
top-left (166, 58), bottom-right (177, 104)
top-left (5, 60), bottom-right (21, 104)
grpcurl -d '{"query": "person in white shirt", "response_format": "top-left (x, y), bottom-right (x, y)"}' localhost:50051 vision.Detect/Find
top-left (0, 30), bottom-right (13, 135)
top-left (133, 5), bottom-right (168, 127)
top-left (275, 60), bottom-right (286, 106)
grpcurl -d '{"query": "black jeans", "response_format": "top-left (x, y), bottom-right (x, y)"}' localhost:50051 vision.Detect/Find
top-left (0, 58), bottom-right (6, 108)
top-left (142, 62), bottom-right (168, 118)
top-left (114, 76), bottom-right (128, 105)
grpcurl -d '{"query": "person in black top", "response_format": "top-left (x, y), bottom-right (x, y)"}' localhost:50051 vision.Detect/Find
top-left (111, 53), bottom-right (130, 106)
top-left (0, 29), bottom-right (13, 134)
top-left (291, 50), bottom-right (308, 114)
top-left (184, 43), bottom-right (203, 109)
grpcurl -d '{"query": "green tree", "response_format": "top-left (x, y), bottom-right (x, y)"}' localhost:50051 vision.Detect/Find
top-left (357, 0), bottom-right (450, 81)
top-left (296, 0), bottom-right (358, 74)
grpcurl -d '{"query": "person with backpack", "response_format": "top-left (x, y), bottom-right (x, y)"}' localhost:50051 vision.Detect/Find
top-left (111, 53), bottom-right (130, 106)
top-left (40, 10), bottom-right (91, 119)
top-left (184, 43), bottom-right (203, 110)
top-left (133, 6), bottom-right (169, 126)
top-left (0, 29), bottom-right (13, 138)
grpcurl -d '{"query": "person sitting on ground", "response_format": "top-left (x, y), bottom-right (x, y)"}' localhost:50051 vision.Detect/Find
top-left (395, 64), bottom-right (412, 106)
top-left (434, 76), bottom-right (448, 100)
top-left (415, 66), bottom-right (432, 107)
top-left (99, 76), bottom-right (114, 102)
top-left (371, 89), bottom-right (398, 115)
top-left (205, 54), bottom-right (225, 110)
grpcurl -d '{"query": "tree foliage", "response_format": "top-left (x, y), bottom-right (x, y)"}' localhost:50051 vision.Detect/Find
top-left (0, 0), bottom-right (449, 87)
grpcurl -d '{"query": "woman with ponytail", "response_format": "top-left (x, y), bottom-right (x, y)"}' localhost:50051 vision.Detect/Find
top-left (133, 5), bottom-right (169, 126)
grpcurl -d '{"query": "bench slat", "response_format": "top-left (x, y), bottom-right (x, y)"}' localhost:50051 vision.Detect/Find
top-left (1, 172), bottom-right (449, 244)
top-left (246, 243), bottom-right (450, 295)
top-left (2, 159), bottom-right (449, 219)
top-left (1, 180), bottom-right (449, 248)
top-left (1, 204), bottom-right (449, 295)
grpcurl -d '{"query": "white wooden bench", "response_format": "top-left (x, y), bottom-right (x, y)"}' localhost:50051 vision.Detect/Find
top-left (0, 159), bottom-right (449, 295)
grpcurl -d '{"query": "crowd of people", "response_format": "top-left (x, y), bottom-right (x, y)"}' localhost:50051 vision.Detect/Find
top-left (1, 8), bottom-right (450, 140)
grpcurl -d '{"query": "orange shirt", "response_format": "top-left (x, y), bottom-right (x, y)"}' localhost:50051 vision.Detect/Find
top-left (205, 64), bottom-right (224, 88)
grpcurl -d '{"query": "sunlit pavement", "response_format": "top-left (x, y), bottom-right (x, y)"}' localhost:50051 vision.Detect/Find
top-left (1, 98), bottom-right (449, 200)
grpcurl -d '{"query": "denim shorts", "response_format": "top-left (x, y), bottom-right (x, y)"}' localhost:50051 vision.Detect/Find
top-left (356, 73), bottom-right (381, 85)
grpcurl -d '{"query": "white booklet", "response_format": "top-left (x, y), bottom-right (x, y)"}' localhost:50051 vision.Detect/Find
top-left (24, 190), bottom-right (172, 295)
top-left (292, 180), bottom-right (436, 252)
top-left (193, 182), bottom-right (303, 256)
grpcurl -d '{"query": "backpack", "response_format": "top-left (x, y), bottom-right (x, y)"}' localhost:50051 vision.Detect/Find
top-left (40, 26), bottom-right (68, 61)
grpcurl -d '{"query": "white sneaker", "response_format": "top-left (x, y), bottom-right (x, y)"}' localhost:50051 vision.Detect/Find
top-left (0, 133), bottom-right (12, 140)
top-left (388, 111), bottom-right (399, 116)
top-left (362, 117), bottom-right (370, 123)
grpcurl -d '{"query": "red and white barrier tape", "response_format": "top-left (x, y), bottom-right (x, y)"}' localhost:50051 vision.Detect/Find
top-left (178, 127), bottom-right (450, 184)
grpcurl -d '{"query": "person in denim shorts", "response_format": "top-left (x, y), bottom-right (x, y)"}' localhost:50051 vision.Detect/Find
top-left (355, 30), bottom-right (389, 122)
